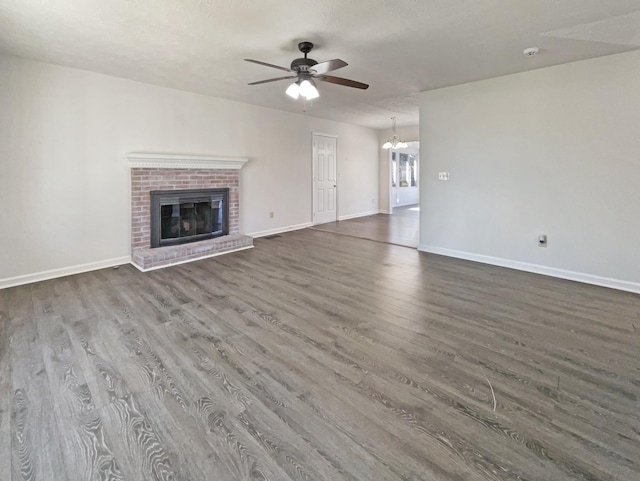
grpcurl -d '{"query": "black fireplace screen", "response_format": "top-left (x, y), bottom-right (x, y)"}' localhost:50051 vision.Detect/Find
top-left (150, 188), bottom-right (229, 247)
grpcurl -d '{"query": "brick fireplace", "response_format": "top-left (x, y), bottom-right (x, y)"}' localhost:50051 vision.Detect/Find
top-left (127, 153), bottom-right (253, 271)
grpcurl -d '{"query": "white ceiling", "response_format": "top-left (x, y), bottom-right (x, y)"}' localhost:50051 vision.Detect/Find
top-left (1, 0), bottom-right (639, 129)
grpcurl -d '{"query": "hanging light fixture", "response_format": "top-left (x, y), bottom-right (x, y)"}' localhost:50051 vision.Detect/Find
top-left (299, 79), bottom-right (319, 100)
top-left (286, 77), bottom-right (319, 101)
top-left (382, 117), bottom-right (408, 149)
top-left (285, 80), bottom-right (301, 99)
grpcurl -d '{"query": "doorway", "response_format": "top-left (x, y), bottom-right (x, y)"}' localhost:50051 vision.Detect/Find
top-left (389, 141), bottom-right (419, 214)
top-left (312, 133), bottom-right (338, 225)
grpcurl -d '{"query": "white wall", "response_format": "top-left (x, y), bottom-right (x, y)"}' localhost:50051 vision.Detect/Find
top-left (0, 54), bottom-right (379, 286)
top-left (419, 50), bottom-right (640, 292)
top-left (378, 125), bottom-right (419, 213)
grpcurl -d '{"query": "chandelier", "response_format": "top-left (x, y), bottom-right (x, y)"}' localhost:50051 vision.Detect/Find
top-left (382, 117), bottom-right (408, 149)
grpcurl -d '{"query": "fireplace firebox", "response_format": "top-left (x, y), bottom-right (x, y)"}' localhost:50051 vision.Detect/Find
top-left (150, 188), bottom-right (229, 248)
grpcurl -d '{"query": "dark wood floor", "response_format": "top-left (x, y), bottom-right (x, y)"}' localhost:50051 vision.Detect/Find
top-left (1, 229), bottom-right (639, 480)
top-left (311, 204), bottom-right (419, 247)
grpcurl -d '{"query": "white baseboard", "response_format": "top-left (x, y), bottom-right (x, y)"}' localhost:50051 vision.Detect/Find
top-left (250, 222), bottom-right (313, 239)
top-left (131, 246), bottom-right (254, 272)
top-left (338, 210), bottom-right (380, 221)
top-left (0, 256), bottom-right (131, 290)
top-left (418, 245), bottom-right (640, 294)
top-left (378, 210), bottom-right (391, 215)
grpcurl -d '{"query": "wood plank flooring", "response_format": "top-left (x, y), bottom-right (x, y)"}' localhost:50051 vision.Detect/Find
top-left (311, 204), bottom-right (419, 248)
top-left (1, 228), bottom-right (639, 480)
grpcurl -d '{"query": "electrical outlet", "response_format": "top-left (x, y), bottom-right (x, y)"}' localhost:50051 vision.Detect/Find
top-left (438, 172), bottom-right (450, 181)
top-left (538, 235), bottom-right (547, 247)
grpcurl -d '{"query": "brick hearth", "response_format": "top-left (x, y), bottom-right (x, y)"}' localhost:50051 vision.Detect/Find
top-left (128, 154), bottom-right (252, 271)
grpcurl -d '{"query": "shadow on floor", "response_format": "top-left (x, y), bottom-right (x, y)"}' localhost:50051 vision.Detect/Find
top-left (310, 204), bottom-right (419, 248)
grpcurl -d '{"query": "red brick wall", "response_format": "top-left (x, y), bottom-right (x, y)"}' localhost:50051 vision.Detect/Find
top-left (131, 168), bottom-right (240, 250)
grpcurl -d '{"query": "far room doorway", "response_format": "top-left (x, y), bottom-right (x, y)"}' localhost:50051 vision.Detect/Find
top-left (312, 133), bottom-right (338, 225)
top-left (389, 141), bottom-right (419, 214)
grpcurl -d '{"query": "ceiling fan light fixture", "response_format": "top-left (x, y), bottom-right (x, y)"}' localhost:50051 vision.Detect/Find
top-left (246, 41), bottom-right (369, 103)
top-left (299, 79), bottom-right (319, 100)
top-left (285, 81), bottom-right (301, 99)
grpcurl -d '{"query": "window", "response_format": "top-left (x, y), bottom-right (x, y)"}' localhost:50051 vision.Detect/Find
top-left (409, 155), bottom-right (417, 187)
top-left (391, 149), bottom-right (418, 189)
top-left (399, 153), bottom-right (409, 187)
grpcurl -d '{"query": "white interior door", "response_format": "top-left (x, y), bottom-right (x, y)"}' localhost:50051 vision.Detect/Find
top-left (312, 134), bottom-right (337, 224)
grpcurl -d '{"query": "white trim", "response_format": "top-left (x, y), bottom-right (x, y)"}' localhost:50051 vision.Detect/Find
top-left (418, 245), bottom-right (640, 294)
top-left (0, 256), bottom-right (131, 290)
top-left (378, 210), bottom-right (391, 215)
top-left (338, 210), bottom-right (379, 221)
top-left (127, 152), bottom-right (248, 170)
top-left (250, 222), bottom-right (313, 239)
top-left (312, 132), bottom-right (339, 138)
top-left (388, 148), bottom-right (394, 215)
top-left (131, 246), bottom-right (254, 272)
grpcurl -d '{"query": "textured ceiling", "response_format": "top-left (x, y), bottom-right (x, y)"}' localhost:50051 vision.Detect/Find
top-left (1, 1), bottom-right (639, 129)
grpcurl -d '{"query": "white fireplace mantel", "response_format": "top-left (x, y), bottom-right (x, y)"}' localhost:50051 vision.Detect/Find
top-left (126, 152), bottom-right (248, 170)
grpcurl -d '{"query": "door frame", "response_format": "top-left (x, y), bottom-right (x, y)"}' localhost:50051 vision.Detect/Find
top-left (311, 132), bottom-right (339, 225)
top-left (388, 149), bottom-right (396, 214)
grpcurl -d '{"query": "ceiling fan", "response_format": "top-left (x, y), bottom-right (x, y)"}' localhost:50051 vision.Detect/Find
top-left (245, 41), bottom-right (369, 100)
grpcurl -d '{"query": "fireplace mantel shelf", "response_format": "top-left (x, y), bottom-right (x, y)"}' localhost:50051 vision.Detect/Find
top-left (127, 152), bottom-right (248, 170)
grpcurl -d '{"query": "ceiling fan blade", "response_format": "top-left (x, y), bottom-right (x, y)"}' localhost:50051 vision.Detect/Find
top-left (248, 76), bottom-right (297, 85)
top-left (244, 59), bottom-right (292, 72)
top-left (318, 75), bottom-right (369, 90)
top-left (310, 59), bottom-right (348, 75)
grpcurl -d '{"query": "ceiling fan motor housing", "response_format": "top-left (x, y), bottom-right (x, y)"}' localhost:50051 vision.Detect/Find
top-left (291, 42), bottom-right (318, 72)
top-left (291, 57), bottom-right (317, 72)
top-left (291, 41), bottom-right (318, 72)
